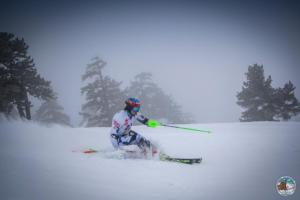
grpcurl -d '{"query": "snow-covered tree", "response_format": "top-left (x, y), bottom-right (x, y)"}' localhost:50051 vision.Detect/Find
top-left (80, 57), bottom-right (124, 127)
top-left (274, 81), bottom-right (300, 120)
top-left (0, 104), bottom-right (19, 121)
top-left (237, 64), bottom-right (300, 121)
top-left (33, 100), bottom-right (71, 126)
top-left (0, 32), bottom-right (55, 120)
top-left (237, 64), bottom-right (276, 121)
top-left (125, 72), bottom-right (192, 123)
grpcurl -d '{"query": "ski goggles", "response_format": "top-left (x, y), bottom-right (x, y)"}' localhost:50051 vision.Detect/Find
top-left (132, 106), bottom-right (140, 113)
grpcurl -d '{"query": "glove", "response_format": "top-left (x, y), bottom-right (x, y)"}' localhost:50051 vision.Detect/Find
top-left (146, 119), bottom-right (160, 128)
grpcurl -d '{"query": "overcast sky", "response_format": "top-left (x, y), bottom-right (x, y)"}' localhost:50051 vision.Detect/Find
top-left (1, 0), bottom-right (300, 125)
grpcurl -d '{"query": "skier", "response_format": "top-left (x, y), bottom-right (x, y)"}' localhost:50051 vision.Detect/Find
top-left (110, 97), bottom-right (160, 155)
top-left (107, 97), bottom-right (203, 164)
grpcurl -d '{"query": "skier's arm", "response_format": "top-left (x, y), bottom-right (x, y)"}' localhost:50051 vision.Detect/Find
top-left (136, 114), bottom-right (149, 125)
top-left (111, 113), bottom-right (128, 136)
top-left (137, 114), bottom-right (160, 128)
top-left (111, 118), bottom-right (122, 135)
top-left (111, 112), bottom-right (133, 136)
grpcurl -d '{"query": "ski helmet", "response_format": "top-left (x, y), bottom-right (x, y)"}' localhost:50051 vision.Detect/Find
top-left (125, 97), bottom-right (141, 115)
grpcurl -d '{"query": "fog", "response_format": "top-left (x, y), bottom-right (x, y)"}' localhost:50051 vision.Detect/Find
top-left (1, 0), bottom-right (300, 125)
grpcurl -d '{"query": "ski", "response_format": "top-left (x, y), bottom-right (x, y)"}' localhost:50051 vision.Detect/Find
top-left (159, 153), bottom-right (202, 164)
top-left (73, 148), bottom-right (202, 164)
top-left (72, 148), bottom-right (98, 154)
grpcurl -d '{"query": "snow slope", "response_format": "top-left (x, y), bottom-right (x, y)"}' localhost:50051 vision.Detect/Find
top-left (0, 121), bottom-right (299, 200)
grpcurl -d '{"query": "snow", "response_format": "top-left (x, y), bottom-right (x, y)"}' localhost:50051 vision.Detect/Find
top-left (258, 103), bottom-right (268, 110)
top-left (285, 100), bottom-right (294, 105)
top-left (0, 121), bottom-right (300, 200)
top-left (0, 63), bottom-right (7, 69)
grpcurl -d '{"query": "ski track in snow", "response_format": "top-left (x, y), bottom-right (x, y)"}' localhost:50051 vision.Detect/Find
top-left (0, 121), bottom-right (299, 200)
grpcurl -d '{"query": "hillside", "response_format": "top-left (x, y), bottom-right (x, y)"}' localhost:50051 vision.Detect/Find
top-left (0, 121), bottom-right (299, 200)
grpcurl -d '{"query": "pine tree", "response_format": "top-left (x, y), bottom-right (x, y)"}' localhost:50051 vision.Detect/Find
top-left (0, 32), bottom-right (55, 120)
top-left (80, 57), bottom-right (124, 127)
top-left (125, 72), bottom-right (161, 118)
top-left (125, 72), bottom-right (192, 123)
top-left (237, 64), bottom-right (277, 121)
top-left (237, 64), bottom-right (300, 121)
top-left (274, 81), bottom-right (300, 120)
top-left (33, 99), bottom-right (71, 126)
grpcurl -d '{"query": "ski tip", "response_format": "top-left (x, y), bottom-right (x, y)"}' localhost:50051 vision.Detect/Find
top-left (83, 149), bottom-right (98, 154)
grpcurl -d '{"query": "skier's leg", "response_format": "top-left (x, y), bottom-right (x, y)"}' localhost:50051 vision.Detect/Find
top-left (127, 130), bottom-right (154, 152)
top-left (110, 134), bottom-right (120, 150)
top-left (117, 131), bottom-right (158, 158)
top-left (116, 130), bottom-right (156, 151)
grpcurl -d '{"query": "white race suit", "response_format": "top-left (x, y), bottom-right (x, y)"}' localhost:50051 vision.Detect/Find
top-left (110, 110), bottom-right (150, 150)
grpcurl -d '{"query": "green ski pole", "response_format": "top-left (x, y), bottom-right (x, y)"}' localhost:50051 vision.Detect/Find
top-left (160, 123), bottom-right (212, 134)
